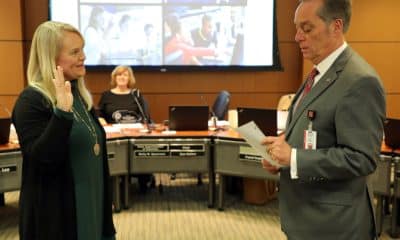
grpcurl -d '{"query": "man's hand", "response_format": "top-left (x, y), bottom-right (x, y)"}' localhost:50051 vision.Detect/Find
top-left (261, 159), bottom-right (280, 174)
top-left (262, 134), bottom-right (292, 167)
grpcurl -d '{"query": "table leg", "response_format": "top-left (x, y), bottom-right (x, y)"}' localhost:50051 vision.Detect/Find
top-left (375, 195), bottom-right (383, 235)
top-left (0, 193), bottom-right (4, 206)
top-left (208, 170), bottom-right (215, 208)
top-left (218, 174), bottom-right (225, 211)
top-left (123, 175), bottom-right (129, 209)
top-left (114, 176), bottom-right (121, 213)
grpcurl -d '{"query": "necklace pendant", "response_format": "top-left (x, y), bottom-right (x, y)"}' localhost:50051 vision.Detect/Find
top-left (94, 143), bottom-right (100, 156)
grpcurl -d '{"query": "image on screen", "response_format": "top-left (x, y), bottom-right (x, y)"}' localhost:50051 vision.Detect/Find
top-left (49, 0), bottom-right (279, 71)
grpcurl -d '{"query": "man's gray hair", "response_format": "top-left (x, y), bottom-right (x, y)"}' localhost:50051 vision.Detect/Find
top-left (300, 0), bottom-right (352, 33)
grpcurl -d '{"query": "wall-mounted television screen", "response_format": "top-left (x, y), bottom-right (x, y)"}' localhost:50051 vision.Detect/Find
top-left (49, 0), bottom-right (280, 72)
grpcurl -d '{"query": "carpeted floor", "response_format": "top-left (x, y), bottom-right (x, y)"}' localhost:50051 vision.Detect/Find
top-left (0, 174), bottom-right (396, 239)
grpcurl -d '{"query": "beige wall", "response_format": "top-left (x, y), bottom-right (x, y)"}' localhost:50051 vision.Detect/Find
top-left (1, 0), bottom-right (398, 121)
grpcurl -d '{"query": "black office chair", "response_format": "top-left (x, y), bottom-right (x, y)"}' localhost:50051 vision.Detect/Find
top-left (212, 90), bottom-right (231, 120)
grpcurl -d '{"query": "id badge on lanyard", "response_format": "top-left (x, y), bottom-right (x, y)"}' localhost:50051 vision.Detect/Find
top-left (303, 110), bottom-right (317, 150)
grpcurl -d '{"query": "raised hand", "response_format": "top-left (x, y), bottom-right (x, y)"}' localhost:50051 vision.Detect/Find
top-left (52, 66), bottom-right (73, 112)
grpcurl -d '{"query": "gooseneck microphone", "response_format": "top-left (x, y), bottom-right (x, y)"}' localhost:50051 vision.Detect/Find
top-left (200, 95), bottom-right (216, 118)
top-left (131, 89), bottom-right (151, 133)
top-left (200, 95), bottom-right (218, 130)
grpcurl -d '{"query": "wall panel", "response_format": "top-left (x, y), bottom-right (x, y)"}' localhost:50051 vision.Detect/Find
top-left (0, 1), bottom-right (22, 40)
top-left (0, 0), bottom-right (24, 112)
top-left (386, 94), bottom-right (400, 119)
top-left (276, 0), bottom-right (297, 42)
top-left (0, 42), bottom-right (24, 111)
top-left (348, 0), bottom-right (400, 42)
top-left (351, 43), bottom-right (400, 93)
top-left (22, 0), bottom-right (48, 40)
top-left (0, 96), bottom-right (17, 118)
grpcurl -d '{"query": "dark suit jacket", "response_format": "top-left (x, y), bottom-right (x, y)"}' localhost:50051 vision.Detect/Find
top-left (280, 47), bottom-right (386, 240)
top-left (12, 87), bottom-right (116, 240)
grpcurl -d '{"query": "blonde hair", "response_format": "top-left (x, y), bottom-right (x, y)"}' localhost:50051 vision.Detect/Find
top-left (110, 65), bottom-right (136, 89)
top-left (27, 21), bottom-right (93, 109)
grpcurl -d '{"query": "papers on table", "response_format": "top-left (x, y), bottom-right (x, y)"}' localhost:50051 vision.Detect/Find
top-left (207, 120), bottom-right (230, 127)
top-left (103, 123), bottom-right (144, 133)
top-left (112, 123), bottom-right (144, 129)
top-left (236, 121), bottom-right (282, 167)
top-left (103, 125), bottom-right (121, 133)
top-left (161, 130), bottom-right (177, 135)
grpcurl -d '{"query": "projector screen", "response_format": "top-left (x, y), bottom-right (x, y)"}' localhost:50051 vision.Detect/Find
top-left (49, 0), bottom-right (280, 72)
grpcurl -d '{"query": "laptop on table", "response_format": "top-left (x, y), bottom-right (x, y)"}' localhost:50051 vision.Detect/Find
top-left (237, 107), bottom-right (277, 136)
top-left (168, 106), bottom-right (209, 131)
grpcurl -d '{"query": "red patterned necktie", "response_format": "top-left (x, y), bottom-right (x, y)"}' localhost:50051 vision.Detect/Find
top-left (299, 68), bottom-right (319, 102)
top-left (293, 68), bottom-right (319, 112)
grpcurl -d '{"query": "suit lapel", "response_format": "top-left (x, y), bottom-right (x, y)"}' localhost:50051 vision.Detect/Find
top-left (285, 85), bottom-right (305, 130)
top-left (285, 47), bottom-right (353, 138)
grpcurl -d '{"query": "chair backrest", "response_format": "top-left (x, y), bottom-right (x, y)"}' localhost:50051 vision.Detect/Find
top-left (212, 90), bottom-right (231, 120)
top-left (277, 94), bottom-right (295, 111)
top-left (277, 93), bottom-right (295, 132)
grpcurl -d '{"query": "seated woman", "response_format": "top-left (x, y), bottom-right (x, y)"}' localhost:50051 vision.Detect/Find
top-left (98, 65), bottom-right (154, 193)
top-left (98, 66), bottom-right (150, 124)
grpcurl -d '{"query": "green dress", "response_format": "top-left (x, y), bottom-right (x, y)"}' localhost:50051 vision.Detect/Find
top-left (68, 81), bottom-right (115, 240)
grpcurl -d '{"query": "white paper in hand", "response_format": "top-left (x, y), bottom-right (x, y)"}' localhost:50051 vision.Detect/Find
top-left (236, 121), bottom-right (282, 167)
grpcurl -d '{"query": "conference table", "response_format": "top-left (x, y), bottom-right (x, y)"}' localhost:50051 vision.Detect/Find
top-left (212, 129), bottom-right (278, 210)
top-left (0, 124), bottom-right (278, 211)
top-left (2, 124), bottom-right (400, 233)
top-left (0, 125), bottom-right (219, 211)
top-left (115, 127), bottom-right (216, 210)
top-left (375, 143), bottom-right (400, 237)
top-left (0, 142), bottom-right (21, 206)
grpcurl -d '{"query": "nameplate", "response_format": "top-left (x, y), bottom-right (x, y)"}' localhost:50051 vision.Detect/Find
top-left (135, 152), bottom-right (169, 157)
top-left (169, 144), bottom-right (205, 151)
top-left (133, 143), bottom-right (206, 158)
top-left (0, 164), bottom-right (17, 174)
top-left (133, 144), bottom-right (169, 151)
top-left (170, 144), bottom-right (205, 157)
top-left (239, 146), bottom-right (263, 163)
top-left (133, 144), bottom-right (169, 157)
top-left (170, 151), bottom-right (205, 157)
top-left (239, 154), bottom-right (263, 162)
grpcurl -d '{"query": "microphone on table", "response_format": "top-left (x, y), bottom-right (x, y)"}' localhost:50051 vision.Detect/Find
top-left (131, 89), bottom-right (152, 133)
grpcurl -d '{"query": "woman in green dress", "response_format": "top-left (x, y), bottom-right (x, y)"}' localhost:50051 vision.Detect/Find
top-left (12, 21), bottom-right (116, 240)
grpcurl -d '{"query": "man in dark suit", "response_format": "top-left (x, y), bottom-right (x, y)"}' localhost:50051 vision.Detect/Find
top-left (261, 0), bottom-right (386, 239)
